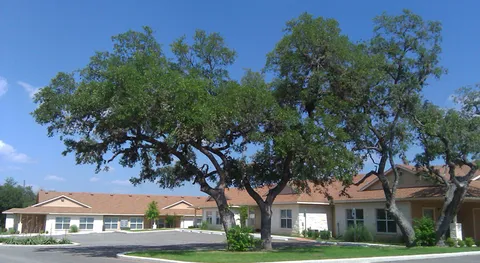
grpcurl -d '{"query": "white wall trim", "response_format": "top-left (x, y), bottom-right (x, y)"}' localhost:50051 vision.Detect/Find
top-left (161, 200), bottom-right (194, 209)
top-left (33, 195), bottom-right (92, 208)
top-left (297, 202), bottom-right (330, 205)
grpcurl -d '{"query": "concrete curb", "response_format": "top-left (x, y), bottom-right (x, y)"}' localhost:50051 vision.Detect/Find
top-left (115, 229), bottom-right (178, 234)
top-left (316, 240), bottom-right (401, 247)
top-left (116, 251), bottom-right (480, 263)
top-left (0, 242), bottom-right (80, 248)
top-left (174, 229), bottom-right (290, 241)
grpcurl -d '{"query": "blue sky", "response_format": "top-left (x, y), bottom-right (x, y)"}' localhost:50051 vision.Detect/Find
top-left (0, 0), bottom-right (478, 196)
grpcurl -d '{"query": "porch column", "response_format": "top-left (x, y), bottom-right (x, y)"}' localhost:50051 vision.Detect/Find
top-left (194, 209), bottom-right (197, 227)
top-left (17, 214), bottom-right (23, 234)
top-left (450, 215), bottom-right (463, 240)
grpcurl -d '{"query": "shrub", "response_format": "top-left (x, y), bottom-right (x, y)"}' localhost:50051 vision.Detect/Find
top-left (319, 230), bottom-right (331, 240)
top-left (0, 236), bottom-right (72, 245)
top-left (413, 217), bottom-right (436, 246)
top-left (8, 228), bottom-right (16, 235)
top-left (226, 226), bottom-right (259, 251)
top-left (476, 240), bottom-right (480, 247)
top-left (457, 239), bottom-right (465, 247)
top-left (69, 225), bottom-right (79, 233)
top-left (120, 227), bottom-right (130, 230)
top-left (342, 225), bottom-right (373, 242)
top-left (200, 221), bottom-right (208, 230)
top-left (445, 237), bottom-right (456, 247)
top-left (464, 237), bottom-right (474, 247)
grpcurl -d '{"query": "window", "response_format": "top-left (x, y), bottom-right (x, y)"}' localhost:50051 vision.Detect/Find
top-left (280, 209), bottom-right (292, 229)
top-left (79, 217), bottom-right (94, 230)
top-left (55, 217), bottom-right (70, 230)
top-left (422, 208), bottom-right (435, 220)
top-left (206, 211), bottom-right (213, 224)
top-left (376, 209), bottom-right (397, 233)
top-left (130, 217), bottom-right (143, 229)
top-left (104, 217), bottom-right (119, 230)
top-left (215, 212), bottom-right (221, 225)
top-left (157, 218), bottom-right (165, 228)
top-left (346, 209), bottom-right (364, 228)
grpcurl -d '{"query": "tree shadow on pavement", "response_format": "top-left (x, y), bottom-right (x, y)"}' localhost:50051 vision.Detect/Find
top-left (34, 241), bottom-right (314, 259)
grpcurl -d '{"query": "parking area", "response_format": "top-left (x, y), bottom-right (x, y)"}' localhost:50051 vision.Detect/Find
top-left (0, 231), bottom-right (227, 263)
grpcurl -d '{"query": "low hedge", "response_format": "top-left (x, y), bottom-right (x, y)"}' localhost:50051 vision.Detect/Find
top-left (0, 236), bottom-right (72, 245)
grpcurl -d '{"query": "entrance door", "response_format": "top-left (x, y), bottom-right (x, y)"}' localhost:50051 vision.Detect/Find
top-left (474, 209), bottom-right (480, 240)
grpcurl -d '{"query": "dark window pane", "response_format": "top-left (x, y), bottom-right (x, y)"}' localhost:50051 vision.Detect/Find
top-left (347, 220), bottom-right (354, 228)
top-left (80, 218), bottom-right (86, 223)
top-left (55, 224), bottom-right (62, 229)
top-left (387, 212), bottom-right (394, 220)
top-left (357, 220), bottom-right (364, 226)
top-left (388, 221), bottom-right (397, 233)
top-left (87, 224), bottom-right (93, 230)
top-left (281, 210), bottom-right (286, 218)
top-left (356, 209), bottom-right (364, 220)
top-left (287, 210), bottom-right (292, 218)
top-left (346, 209), bottom-right (353, 220)
top-left (377, 221), bottom-right (386, 232)
top-left (287, 219), bottom-right (292, 229)
top-left (377, 209), bottom-right (386, 220)
top-left (281, 219), bottom-right (286, 228)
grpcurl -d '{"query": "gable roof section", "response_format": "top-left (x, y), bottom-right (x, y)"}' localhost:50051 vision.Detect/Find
top-left (33, 195), bottom-right (92, 208)
top-left (359, 164), bottom-right (417, 191)
top-left (161, 200), bottom-right (194, 209)
top-left (4, 191), bottom-right (206, 216)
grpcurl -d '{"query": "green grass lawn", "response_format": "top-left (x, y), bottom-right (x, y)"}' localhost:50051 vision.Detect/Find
top-left (127, 246), bottom-right (480, 263)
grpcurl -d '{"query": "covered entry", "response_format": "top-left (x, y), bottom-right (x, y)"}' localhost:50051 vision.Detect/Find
top-left (21, 214), bottom-right (46, 233)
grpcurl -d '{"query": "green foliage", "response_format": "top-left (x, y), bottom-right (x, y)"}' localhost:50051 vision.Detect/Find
top-left (200, 221), bottom-right (208, 230)
top-left (445, 238), bottom-right (456, 247)
top-left (165, 215), bottom-right (176, 228)
top-left (457, 239), bottom-right (465, 247)
top-left (226, 226), bottom-right (259, 251)
top-left (239, 206), bottom-right (248, 228)
top-left (8, 228), bottom-right (16, 235)
top-left (476, 240), bottom-right (480, 247)
top-left (319, 230), bottom-right (331, 240)
top-left (342, 226), bottom-right (373, 243)
top-left (414, 217), bottom-right (436, 246)
top-left (145, 201), bottom-right (160, 222)
top-left (69, 225), bottom-right (79, 233)
top-left (464, 237), bottom-right (474, 247)
top-left (0, 178), bottom-right (36, 228)
top-left (1, 236), bottom-right (71, 245)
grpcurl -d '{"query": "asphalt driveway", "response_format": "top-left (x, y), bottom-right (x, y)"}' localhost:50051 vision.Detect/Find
top-left (0, 231), bottom-right (227, 263)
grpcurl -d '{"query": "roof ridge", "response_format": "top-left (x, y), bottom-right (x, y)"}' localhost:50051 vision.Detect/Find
top-left (40, 190), bottom-right (206, 198)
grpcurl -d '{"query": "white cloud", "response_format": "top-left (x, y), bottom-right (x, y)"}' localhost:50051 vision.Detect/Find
top-left (0, 140), bottom-right (31, 163)
top-left (111, 179), bottom-right (130, 186)
top-left (44, 175), bottom-right (66, 181)
top-left (89, 177), bottom-right (100, 182)
top-left (17, 81), bottom-right (41, 99)
top-left (0, 76), bottom-right (7, 97)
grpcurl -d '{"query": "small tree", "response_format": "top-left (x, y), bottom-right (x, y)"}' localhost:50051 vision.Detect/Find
top-left (239, 206), bottom-right (249, 228)
top-left (165, 214), bottom-right (176, 228)
top-left (145, 201), bottom-right (160, 229)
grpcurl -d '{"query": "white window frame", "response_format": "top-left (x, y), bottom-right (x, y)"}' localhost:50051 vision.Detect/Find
top-left (280, 209), bottom-right (292, 229)
top-left (346, 208), bottom-right (364, 228)
top-left (376, 209), bottom-right (397, 233)
top-left (422, 207), bottom-right (435, 220)
top-left (130, 217), bottom-right (144, 230)
top-left (79, 217), bottom-right (94, 230)
top-left (55, 217), bottom-right (71, 230)
top-left (206, 211), bottom-right (213, 224)
top-left (215, 212), bottom-right (221, 225)
top-left (104, 217), bottom-right (119, 230)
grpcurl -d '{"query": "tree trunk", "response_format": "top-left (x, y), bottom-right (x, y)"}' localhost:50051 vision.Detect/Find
top-left (386, 201), bottom-right (416, 247)
top-left (206, 189), bottom-right (236, 233)
top-left (435, 182), bottom-right (468, 244)
top-left (260, 204), bottom-right (273, 250)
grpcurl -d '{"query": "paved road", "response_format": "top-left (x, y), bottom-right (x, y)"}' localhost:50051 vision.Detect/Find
top-left (1, 231), bottom-right (478, 263)
top-left (381, 255), bottom-right (480, 263)
top-left (0, 231), bottom-right (227, 263)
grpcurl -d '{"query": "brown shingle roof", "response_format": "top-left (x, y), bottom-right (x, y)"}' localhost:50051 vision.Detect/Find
top-left (4, 191), bottom-right (205, 216)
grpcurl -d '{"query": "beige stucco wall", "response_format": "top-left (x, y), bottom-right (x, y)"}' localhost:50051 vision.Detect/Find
top-left (41, 198), bottom-right (83, 208)
top-left (168, 202), bottom-right (191, 209)
top-left (45, 214), bottom-right (104, 234)
top-left (334, 201), bottom-right (411, 238)
top-left (368, 171), bottom-right (434, 190)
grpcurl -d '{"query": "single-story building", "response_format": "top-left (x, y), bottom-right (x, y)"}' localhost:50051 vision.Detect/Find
top-left (199, 164), bottom-right (480, 240)
top-left (3, 164), bottom-right (480, 240)
top-left (3, 191), bottom-right (205, 234)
